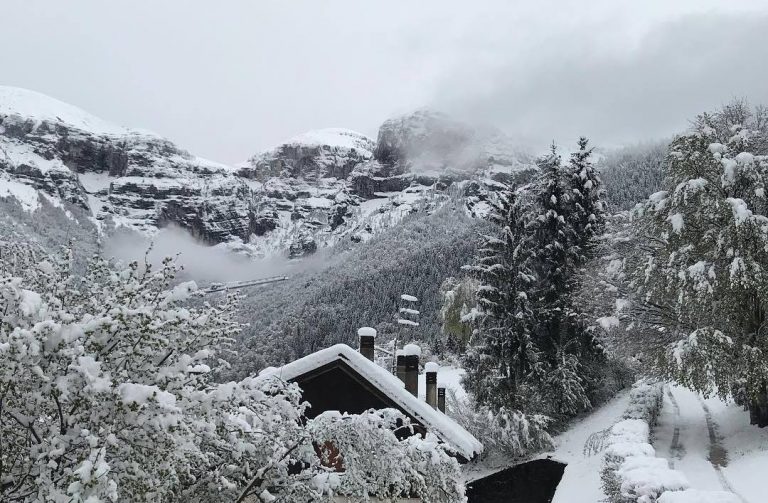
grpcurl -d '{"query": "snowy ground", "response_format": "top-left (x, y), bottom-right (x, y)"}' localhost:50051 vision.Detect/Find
top-left (548, 390), bottom-right (631, 503)
top-left (459, 379), bottom-right (767, 502)
top-left (654, 385), bottom-right (766, 503)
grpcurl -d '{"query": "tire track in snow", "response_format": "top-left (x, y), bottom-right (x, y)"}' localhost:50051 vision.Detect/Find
top-left (665, 387), bottom-right (683, 468)
top-left (696, 396), bottom-right (750, 503)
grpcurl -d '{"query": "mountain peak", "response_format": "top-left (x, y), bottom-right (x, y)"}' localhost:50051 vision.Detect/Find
top-left (267, 128), bottom-right (374, 155)
top-left (0, 86), bottom-right (132, 136)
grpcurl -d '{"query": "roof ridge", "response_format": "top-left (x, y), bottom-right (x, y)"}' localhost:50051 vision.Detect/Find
top-left (256, 343), bottom-right (483, 459)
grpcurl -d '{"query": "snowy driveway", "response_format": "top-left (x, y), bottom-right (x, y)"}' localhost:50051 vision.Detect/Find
top-left (654, 385), bottom-right (766, 503)
top-left (549, 390), bottom-right (631, 502)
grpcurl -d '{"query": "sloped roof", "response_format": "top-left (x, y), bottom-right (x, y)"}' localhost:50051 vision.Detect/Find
top-left (256, 344), bottom-right (483, 460)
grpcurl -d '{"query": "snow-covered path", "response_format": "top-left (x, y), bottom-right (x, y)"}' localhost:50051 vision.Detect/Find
top-left (654, 385), bottom-right (753, 502)
top-left (548, 390), bottom-right (631, 503)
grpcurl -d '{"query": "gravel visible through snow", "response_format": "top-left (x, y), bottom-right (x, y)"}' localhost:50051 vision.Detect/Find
top-left (696, 396), bottom-right (747, 502)
top-left (666, 388), bottom-right (683, 468)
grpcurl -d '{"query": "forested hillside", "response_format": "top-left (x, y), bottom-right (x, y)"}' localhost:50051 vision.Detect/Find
top-left (597, 141), bottom-right (668, 211)
top-left (226, 201), bottom-right (486, 377)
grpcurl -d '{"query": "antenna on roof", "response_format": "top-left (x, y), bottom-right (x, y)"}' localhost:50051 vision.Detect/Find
top-left (392, 293), bottom-right (420, 375)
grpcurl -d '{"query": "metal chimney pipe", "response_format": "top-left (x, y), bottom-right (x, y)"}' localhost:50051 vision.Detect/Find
top-left (357, 327), bottom-right (376, 361)
top-left (425, 362), bottom-right (438, 409)
top-left (403, 344), bottom-right (420, 396)
top-left (438, 387), bottom-right (446, 413)
top-left (396, 350), bottom-right (406, 382)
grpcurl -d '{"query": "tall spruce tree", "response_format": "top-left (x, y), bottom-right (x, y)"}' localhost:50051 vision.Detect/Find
top-left (531, 140), bottom-right (605, 416)
top-left (462, 190), bottom-right (541, 409)
top-left (463, 139), bottom-right (606, 419)
top-left (529, 144), bottom-right (583, 357)
top-left (566, 137), bottom-right (605, 251)
top-left (561, 138), bottom-right (608, 399)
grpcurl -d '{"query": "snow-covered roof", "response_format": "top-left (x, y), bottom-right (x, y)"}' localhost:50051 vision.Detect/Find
top-left (0, 86), bottom-right (133, 135)
top-left (257, 344), bottom-right (483, 460)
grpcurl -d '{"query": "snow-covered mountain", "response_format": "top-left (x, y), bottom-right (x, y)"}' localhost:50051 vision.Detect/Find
top-left (0, 86), bottom-right (535, 258)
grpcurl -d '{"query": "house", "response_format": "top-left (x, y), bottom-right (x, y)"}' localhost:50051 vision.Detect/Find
top-left (256, 328), bottom-right (483, 462)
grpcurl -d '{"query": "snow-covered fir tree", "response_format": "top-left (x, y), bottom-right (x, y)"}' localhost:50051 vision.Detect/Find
top-left (462, 189), bottom-right (541, 409)
top-left (528, 145), bottom-right (582, 358)
top-left (463, 139), bottom-right (607, 420)
top-left (565, 137), bottom-right (606, 251)
top-left (529, 140), bottom-right (605, 417)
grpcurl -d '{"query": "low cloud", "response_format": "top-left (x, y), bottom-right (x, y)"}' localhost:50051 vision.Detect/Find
top-left (433, 13), bottom-right (768, 152)
top-left (104, 225), bottom-right (330, 285)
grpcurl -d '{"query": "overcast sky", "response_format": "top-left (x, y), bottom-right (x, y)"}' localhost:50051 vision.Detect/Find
top-left (2, 1), bottom-right (768, 162)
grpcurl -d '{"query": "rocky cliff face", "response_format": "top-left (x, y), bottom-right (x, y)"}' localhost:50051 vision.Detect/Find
top-left (0, 87), bottom-right (257, 244)
top-left (374, 109), bottom-right (533, 173)
top-left (0, 87), bottom-right (535, 258)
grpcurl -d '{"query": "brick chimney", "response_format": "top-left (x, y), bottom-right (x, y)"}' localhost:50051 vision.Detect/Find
top-left (425, 362), bottom-right (438, 409)
top-left (402, 343), bottom-right (420, 396)
top-left (357, 327), bottom-right (376, 361)
top-left (396, 350), bottom-right (406, 382)
top-left (438, 387), bottom-right (446, 413)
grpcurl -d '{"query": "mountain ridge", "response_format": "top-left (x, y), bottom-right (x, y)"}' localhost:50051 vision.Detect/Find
top-left (0, 86), bottom-right (535, 259)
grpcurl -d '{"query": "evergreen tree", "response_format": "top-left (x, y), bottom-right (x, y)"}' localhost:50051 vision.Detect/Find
top-left (529, 141), bottom-right (604, 360)
top-left (565, 137), bottom-right (606, 252)
top-left (463, 139), bottom-right (607, 419)
top-left (462, 190), bottom-right (541, 409)
top-left (528, 145), bottom-right (581, 357)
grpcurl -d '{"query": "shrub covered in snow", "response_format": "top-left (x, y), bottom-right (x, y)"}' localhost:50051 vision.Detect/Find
top-left (0, 241), bottom-right (465, 502)
top-left (616, 456), bottom-right (688, 502)
top-left (309, 409), bottom-right (464, 502)
top-left (600, 380), bottom-right (690, 503)
top-left (447, 391), bottom-right (553, 463)
top-left (622, 380), bottom-right (665, 424)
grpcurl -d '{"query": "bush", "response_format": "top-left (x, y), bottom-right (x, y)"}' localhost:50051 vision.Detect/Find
top-left (600, 380), bottom-right (689, 503)
top-left (447, 391), bottom-right (553, 463)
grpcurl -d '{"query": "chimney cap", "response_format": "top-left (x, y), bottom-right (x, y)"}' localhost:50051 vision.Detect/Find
top-left (357, 327), bottom-right (377, 338)
top-left (425, 361), bottom-right (439, 373)
top-left (402, 343), bottom-right (421, 357)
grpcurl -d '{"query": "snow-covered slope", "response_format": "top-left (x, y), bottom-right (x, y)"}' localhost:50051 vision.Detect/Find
top-left (0, 87), bottom-right (536, 258)
top-left (0, 86), bottom-right (132, 135)
top-left (0, 86), bottom-right (252, 243)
